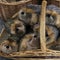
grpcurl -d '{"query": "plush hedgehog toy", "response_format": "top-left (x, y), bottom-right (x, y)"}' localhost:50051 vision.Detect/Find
top-left (19, 33), bottom-right (40, 51)
top-left (10, 19), bottom-right (25, 36)
top-left (0, 39), bottom-right (17, 54)
top-left (5, 19), bottom-right (26, 41)
top-left (18, 5), bottom-right (40, 26)
top-left (33, 23), bottom-right (59, 45)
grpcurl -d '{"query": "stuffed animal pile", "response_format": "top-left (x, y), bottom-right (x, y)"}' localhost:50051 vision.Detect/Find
top-left (0, 4), bottom-right (60, 54)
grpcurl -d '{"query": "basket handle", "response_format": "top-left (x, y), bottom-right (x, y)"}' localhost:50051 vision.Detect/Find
top-left (40, 0), bottom-right (47, 52)
top-left (0, 0), bottom-right (32, 5)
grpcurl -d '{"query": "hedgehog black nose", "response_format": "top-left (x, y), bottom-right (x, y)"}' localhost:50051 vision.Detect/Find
top-left (21, 12), bottom-right (24, 15)
top-left (6, 46), bottom-right (9, 49)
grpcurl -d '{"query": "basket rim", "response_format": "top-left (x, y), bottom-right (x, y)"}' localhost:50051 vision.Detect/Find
top-left (0, 0), bottom-right (32, 6)
top-left (0, 49), bottom-right (60, 58)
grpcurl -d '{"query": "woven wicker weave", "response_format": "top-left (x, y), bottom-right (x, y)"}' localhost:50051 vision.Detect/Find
top-left (0, 0), bottom-right (32, 20)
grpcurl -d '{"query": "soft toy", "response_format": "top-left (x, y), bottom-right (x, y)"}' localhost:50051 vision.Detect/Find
top-left (0, 39), bottom-right (17, 54)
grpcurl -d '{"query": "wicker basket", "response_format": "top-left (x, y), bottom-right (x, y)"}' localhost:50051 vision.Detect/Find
top-left (0, 0), bottom-right (60, 59)
top-left (0, 0), bottom-right (32, 20)
top-left (47, 0), bottom-right (60, 7)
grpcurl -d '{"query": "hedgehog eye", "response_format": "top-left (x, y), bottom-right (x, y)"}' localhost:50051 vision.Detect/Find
top-left (6, 45), bottom-right (9, 49)
top-left (21, 11), bottom-right (24, 15)
top-left (20, 11), bottom-right (26, 16)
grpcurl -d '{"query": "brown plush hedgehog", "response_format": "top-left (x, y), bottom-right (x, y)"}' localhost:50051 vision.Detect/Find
top-left (18, 8), bottom-right (38, 26)
top-left (0, 39), bottom-right (17, 54)
top-left (10, 19), bottom-right (25, 36)
top-left (19, 33), bottom-right (40, 51)
top-left (33, 23), bottom-right (59, 45)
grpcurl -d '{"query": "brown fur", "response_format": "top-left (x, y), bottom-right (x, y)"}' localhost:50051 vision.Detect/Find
top-left (0, 39), bottom-right (17, 54)
top-left (19, 34), bottom-right (40, 51)
top-left (10, 19), bottom-right (25, 35)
